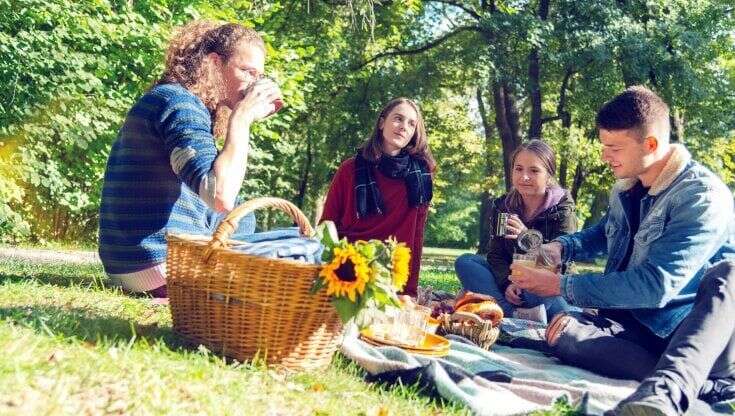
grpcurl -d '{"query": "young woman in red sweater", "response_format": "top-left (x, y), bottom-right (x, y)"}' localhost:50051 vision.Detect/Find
top-left (320, 98), bottom-right (435, 297)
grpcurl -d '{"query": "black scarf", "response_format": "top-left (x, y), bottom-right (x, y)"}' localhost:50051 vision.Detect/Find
top-left (354, 151), bottom-right (433, 218)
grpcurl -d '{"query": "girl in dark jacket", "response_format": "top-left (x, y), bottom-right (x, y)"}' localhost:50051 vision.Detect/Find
top-left (455, 139), bottom-right (577, 321)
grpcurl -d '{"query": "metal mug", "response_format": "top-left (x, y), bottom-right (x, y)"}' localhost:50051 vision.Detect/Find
top-left (495, 212), bottom-right (509, 236)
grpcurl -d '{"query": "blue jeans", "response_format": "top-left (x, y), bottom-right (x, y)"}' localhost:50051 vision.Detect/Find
top-left (454, 254), bottom-right (575, 320)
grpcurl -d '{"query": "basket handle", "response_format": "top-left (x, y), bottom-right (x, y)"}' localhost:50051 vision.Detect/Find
top-left (202, 197), bottom-right (315, 262)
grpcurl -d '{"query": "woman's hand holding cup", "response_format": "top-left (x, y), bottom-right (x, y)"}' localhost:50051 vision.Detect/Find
top-left (503, 214), bottom-right (527, 240)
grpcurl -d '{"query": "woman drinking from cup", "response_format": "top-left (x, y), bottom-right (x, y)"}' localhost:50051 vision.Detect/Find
top-left (98, 20), bottom-right (283, 301)
top-left (320, 98), bottom-right (435, 297)
top-left (455, 139), bottom-right (577, 321)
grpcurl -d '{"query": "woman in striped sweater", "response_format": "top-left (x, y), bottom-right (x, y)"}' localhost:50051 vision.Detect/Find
top-left (98, 20), bottom-right (282, 300)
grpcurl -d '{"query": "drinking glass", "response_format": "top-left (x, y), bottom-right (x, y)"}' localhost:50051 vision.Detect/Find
top-left (512, 253), bottom-right (537, 277)
top-left (397, 308), bottom-right (427, 346)
top-left (241, 74), bottom-right (284, 117)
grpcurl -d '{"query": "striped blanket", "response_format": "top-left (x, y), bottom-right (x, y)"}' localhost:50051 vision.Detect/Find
top-left (229, 227), bottom-right (323, 264)
top-left (341, 320), bottom-right (638, 415)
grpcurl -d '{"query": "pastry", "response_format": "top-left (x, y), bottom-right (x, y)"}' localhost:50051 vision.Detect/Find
top-left (453, 291), bottom-right (504, 326)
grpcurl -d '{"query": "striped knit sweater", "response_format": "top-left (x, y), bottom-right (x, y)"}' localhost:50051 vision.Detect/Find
top-left (99, 83), bottom-right (233, 274)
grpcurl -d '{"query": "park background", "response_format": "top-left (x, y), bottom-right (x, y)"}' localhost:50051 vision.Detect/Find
top-left (2, 0), bottom-right (734, 251)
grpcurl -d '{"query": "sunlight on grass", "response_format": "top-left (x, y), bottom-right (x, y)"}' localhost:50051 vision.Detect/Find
top-left (0, 259), bottom-right (469, 415)
top-left (0, 257), bottom-right (584, 415)
top-left (420, 268), bottom-right (461, 294)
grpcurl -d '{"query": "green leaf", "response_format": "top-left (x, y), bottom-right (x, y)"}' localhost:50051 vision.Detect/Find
top-left (331, 296), bottom-right (360, 324)
top-left (309, 275), bottom-right (326, 295)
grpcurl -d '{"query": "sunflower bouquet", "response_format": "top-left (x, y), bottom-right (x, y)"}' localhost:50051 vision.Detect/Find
top-left (311, 221), bottom-right (411, 325)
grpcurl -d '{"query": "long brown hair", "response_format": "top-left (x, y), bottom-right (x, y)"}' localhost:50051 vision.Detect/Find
top-left (360, 98), bottom-right (436, 170)
top-left (504, 139), bottom-right (557, 213)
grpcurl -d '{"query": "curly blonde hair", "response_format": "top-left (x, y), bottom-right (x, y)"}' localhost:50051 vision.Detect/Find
top-left (157, 20), bottom-right (265, 113)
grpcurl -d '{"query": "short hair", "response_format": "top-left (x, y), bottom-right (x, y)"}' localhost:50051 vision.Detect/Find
top-left (596, 86), bottom-right (670, 142)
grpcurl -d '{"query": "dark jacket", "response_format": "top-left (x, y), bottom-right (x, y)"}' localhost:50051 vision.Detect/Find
top-left (484, 189), bottom-right (578, 291)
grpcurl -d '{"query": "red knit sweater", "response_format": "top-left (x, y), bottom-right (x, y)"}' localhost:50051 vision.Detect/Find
top-left (321, 157), bottom-right (429, 296)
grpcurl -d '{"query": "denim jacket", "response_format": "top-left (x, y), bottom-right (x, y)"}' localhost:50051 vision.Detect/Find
top-left (556, 144), bottom-right (735, 337)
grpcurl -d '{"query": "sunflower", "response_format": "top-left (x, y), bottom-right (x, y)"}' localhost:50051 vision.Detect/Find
top-left (391, 245), bottom-right (411, 290)
top-left (320, 245), bottom-right (370, 302)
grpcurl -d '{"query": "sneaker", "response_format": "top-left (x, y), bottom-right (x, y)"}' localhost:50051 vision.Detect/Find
top-left (608, 380), bottom-right (681, 416)
top-left (699, 377), bottom-right (735, 404)
top-left (146, 284), bottom-right (167, 298)
top-left (512, 304), bottom-right (547, 324)
top-left (607, 401), bottom-right (670, 416)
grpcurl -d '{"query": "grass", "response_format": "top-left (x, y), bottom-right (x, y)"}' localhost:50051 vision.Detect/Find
top-left (422, 247), bottom-right (473, 257)
top-left (1, 240), bottom-right (98, 252)
top-left (0, 255), bottom-right (582, 415)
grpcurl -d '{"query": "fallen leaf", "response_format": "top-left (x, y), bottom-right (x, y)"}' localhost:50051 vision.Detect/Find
top-left (47, 350), bottom-right (65, 364)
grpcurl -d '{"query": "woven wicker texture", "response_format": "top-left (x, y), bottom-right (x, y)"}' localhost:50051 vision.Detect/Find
top-left (438, 312), bottom-right (500, 350)
top-left (167, 197), bottom-right (342, 371)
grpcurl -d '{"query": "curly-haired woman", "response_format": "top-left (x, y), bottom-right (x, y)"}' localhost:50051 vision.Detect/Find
top-left (98, 21), bottom-right (282, 300)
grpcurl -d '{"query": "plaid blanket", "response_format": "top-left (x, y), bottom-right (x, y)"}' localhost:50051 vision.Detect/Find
top-left (229, 227), bottom-right (323, 264)
top-left (341, 320), bottom-right (639, 415)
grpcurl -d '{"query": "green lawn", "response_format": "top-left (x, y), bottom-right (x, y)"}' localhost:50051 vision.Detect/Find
top-left (0, 256), bottom-right (580, 415)
top-left (422, 247), bottom-right (473, 257)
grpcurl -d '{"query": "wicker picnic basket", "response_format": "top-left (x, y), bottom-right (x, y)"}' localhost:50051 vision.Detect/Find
top-left (166, 197), bottom-right (342, 371)
top-left (438, 311), bottom-right (500, 350)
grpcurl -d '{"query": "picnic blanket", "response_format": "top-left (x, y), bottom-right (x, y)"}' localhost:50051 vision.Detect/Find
top-left (341, 319), bottom-right (639, 416)
top-left (229, 227), bottom-right (323, 264)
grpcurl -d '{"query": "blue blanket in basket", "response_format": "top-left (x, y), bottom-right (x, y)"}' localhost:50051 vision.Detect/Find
top-left (229, 227), bottom-right (324, 264)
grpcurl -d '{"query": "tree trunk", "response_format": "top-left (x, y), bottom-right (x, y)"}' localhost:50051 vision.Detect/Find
top-left (570, 162), bottom-right (585, 202)
top-left (528, 48), bottom-right (542, 140)
top-left (670, 107), bottom-right (684, 144)
top-left (295, 134), bottom-right (313, 209)
top-left (527, 0), bottom-right (549, 140)
top-left (477, 86), bottom-right (495, 253)
top-left (550, 67), bottom-right (574, 188)
top-left (493, 80), bottom-right (522, 191)
top-left (559, 157), bottom-right (568, 188)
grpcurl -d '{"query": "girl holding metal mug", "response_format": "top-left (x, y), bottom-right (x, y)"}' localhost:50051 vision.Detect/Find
top-left (454, 140), bottom-right (578, 322)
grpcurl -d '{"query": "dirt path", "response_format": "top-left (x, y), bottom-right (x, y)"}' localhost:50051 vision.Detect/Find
top-left (0, 247), bottom-right (100, 265)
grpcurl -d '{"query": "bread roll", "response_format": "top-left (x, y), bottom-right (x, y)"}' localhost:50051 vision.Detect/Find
top-left (454, 291), bottom-right (504, 326)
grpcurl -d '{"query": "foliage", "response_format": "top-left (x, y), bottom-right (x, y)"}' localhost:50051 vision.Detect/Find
top-left (1, 0), bottom-right (734, 248)
top-left (0, 0), bottom-right (170, 242)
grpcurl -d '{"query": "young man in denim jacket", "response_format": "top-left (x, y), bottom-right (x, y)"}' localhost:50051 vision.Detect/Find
top-left (510, 86), bottom-right (735, 415)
